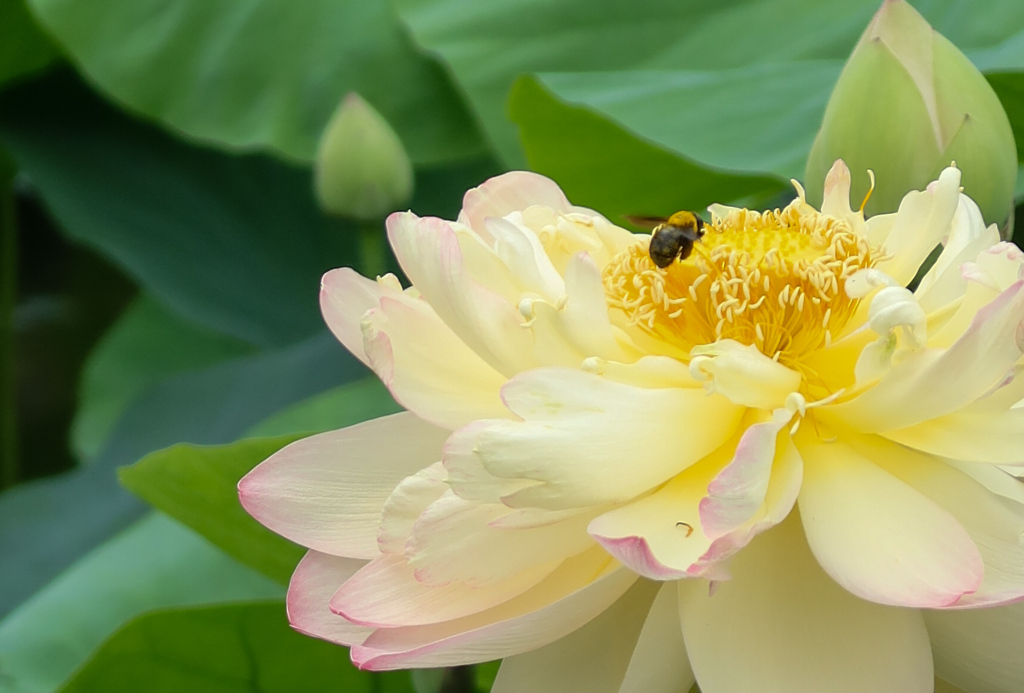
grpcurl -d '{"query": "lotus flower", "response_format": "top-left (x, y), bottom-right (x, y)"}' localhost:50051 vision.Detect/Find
top-left (240, 164), bottom-right (1024, 693)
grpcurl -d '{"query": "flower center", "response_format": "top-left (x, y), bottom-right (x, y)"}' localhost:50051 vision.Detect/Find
top-left (603, 199), bottom-right (881, 371)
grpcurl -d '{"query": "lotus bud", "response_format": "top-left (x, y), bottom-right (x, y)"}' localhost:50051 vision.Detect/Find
top-left (805, 0), bottom-right (1016, 233)
top-left (314, 93), bottom-right (414, 220)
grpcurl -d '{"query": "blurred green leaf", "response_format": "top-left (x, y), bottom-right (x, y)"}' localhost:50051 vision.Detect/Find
top-left (119, 376), bottom-right (401, 584)
top-left (120, 436), bottom-right (305, 585)
top-left (28, 0), bottom-right (484, 165)
top-left (0, 70), bottom-right (358, 347)
top-left (72, 295), bottom-right (256, 462)
top-left (57, 602), bottom-right (416, 693)
top-left (0, 333), bottom-right (362, 619)
top-left (988, 71), bottom-right (1024, 163)
top-left (509, 76), bottom-right (784, 223)
top-left (531, 63), bottom-right (840, 181)
top-left (0, 0), bottom-right (59, 87)
top-left (0, 513), bottom-right (281, 693)
top-left (247, 376), bottom-right (399, 438)
top-left (396, 0), bottom-right (1024, 167)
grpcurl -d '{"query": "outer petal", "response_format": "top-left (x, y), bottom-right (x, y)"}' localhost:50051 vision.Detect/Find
top-left (619, 584), bottom-right (696, 693)
top-left (926, 600), bottom-right (1024, 693)
top-left (238, 412), bottom-right (450, 558)
top-left (471, 368), bottom-right (743, 510)
top-left (491, 580), bottom-right (660, 693)
top-left (319, 268), bottom-right (402, 366)
top-left (351, 549), bottom-right (635, 670)
top-left (796, 430), bottom-right (983, 608)
top-left (387, 212), bottom-right (534, 376)
top-left (287, 551), bottom-right (372, 646)
top-left (363, 294), bottom-right (509, 430)
top-left (458, 171), bottom-right (571, 240)
top-left (826, 278), bottom-right (1024, 432)
top-left (329, 553), bottom-right (554, 628)
top-left (678, 515), bottom-right (934, 693)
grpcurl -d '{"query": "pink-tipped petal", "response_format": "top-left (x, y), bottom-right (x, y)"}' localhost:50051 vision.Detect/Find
top-left (350, 548), bottom-right (635, 670)
top-left (459, 172), bottom-right (571, 239)
top-left (239, 413), bottom-right (450, 558)
top-left (320, 268), bottom-right (401, 366)
top-left (287, 550), bottom-right (371, 646)
top-left (796, 431), bottom-right (983, 608)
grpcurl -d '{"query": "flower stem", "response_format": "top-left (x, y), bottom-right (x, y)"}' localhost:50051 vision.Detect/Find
top-left (359, 220), bottom-right (388, 279)
top-left (439, 665), bottom-right (475, 693)
top-left (0, 167), bottom-right (17, 490)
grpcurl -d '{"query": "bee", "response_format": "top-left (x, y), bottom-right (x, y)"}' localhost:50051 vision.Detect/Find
top-left (625, 211), bottom-right (705, 268)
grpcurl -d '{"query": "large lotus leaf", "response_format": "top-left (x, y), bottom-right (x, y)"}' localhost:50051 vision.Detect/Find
top-left (0, 332), bottom-right (360, 619)
top-left (72, 296), bottom-right (257, 462)
top-left (0, 70), bottom-right (358, 347)
top-left (0, 0), bottom-right (58, 88)
top-left (0, 514), bottom-right (281, 693)
top-left (509, 75), bottom-right (786, 225)
top-left (56, 601), bottom-right (416, 693)
top-left (395, 0), bottom-right (1024, 166)
top-left (27, 0), bottom-right (485, 164)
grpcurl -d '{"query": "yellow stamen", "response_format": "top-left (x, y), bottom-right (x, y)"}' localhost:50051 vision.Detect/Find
top-left (603, 198), bottom-right (882, 378)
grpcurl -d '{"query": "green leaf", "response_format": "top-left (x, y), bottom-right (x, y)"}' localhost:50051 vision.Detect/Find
top-left (28, 0), bottom-right (484, 165)
top-left (56, 602), bottom-right (416, 693)
top-left (396, 0), bottom-right (1024, 167)
top-left (509, 75), bottom-right (785, 223)
top-left (247, 376), bottom-right (399, 438)
top-left (0, 333), bottom-right (362, 618)
top-left (119, 376), bottom-right (400, 584)
top-left (72, 295), bottom-right (257, 461)
top-left (532, 62), bottom-right (841, 181)
top-left (0, 513), bottom-right (281, 693)
top-left (119, 436), bottom-right (306, 585)
top-left (0, 69), bottom-right (358, 347)
top-left (988, 71), bottom-right (1024, 163)
top-left (0, 0), bottom-right (59, 87)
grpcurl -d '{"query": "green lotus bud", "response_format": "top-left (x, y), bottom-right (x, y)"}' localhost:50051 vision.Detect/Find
top-left (315, 93), bottom-right (414, 220)
top-left (805, 0), bottom-right (1016, 231)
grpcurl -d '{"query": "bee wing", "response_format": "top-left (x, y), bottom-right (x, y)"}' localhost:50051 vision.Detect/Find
top-left (622, 214), bottom-right (669, 230)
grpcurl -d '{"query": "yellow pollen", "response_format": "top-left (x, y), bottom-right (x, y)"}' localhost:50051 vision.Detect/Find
top-left (603, 198), bottom-right (881, 376)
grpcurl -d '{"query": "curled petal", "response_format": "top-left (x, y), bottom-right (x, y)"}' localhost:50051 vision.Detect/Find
top-left (387, 212), bottom-right (534, 377)
top-left (690, 341), bottom-right (802, 410)
top-left (828, 278), bottom-right (1024, 432)
top-left (363, 294), bottom-right (508, 429)
top-left (320, 268), bottom-right (403, 366)
top-left (459, 171), bottom-right (572, 240)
